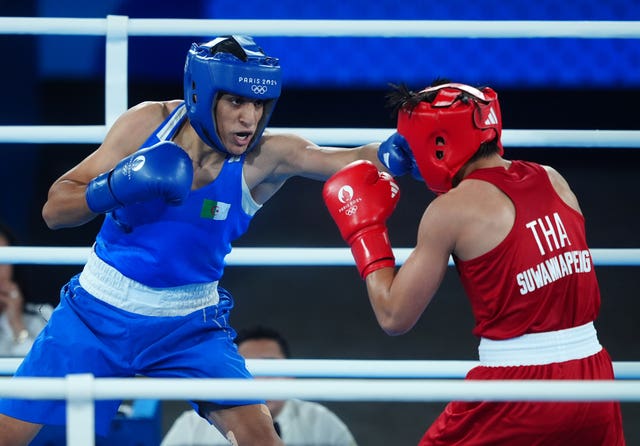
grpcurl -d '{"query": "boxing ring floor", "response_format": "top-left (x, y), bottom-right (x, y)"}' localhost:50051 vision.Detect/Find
top-left (1, 15), bottom-right (640, 446)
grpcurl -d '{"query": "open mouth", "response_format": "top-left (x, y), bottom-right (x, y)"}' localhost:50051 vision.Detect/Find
top-left (234, 132), bottom-right (253, 145)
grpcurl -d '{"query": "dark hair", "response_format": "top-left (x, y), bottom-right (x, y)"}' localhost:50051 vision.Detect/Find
top-left (451, 140), bottom-right (502, 188)
top-left (385, 77), bottom-right (453, 118)
top-left (211, 37), bottom-right (248, 60)
top-left (234, 325), bottom-right (291, 358)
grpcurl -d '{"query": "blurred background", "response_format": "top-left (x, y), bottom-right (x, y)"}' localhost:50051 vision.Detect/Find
top-left (1, 1), bottom-right (639, 444)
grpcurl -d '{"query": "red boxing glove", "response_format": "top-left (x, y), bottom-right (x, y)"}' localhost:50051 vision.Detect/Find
top-left (323, 160), bottom-right (400, 278)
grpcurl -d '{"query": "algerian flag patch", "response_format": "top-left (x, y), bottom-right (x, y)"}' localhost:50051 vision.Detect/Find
top-left (200, 199), bottom-right (231, 220)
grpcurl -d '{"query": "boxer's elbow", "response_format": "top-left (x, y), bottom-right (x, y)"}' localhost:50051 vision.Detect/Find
top-left (375, 311), bottom-right (415, 336)
top-left (42, 198), bottom-right (93, 230)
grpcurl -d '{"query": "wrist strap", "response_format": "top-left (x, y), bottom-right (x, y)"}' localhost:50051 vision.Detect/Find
top-left (349, 226), bottom-right (395, 279)
top-left (86, 171), bottom-right (120, 214)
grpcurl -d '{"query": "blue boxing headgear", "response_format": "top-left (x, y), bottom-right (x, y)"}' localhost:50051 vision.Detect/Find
top-left (184, 36), bottom-right (282, 154)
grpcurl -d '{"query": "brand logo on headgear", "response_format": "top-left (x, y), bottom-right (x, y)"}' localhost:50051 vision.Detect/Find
top-left (484, 107), bottom-right (498, 126)
top-left (251, 85), bottom-right (268, 95)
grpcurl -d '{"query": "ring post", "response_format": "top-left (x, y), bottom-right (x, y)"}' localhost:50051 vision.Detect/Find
top-left (66, 373), bottom-right (95, 446)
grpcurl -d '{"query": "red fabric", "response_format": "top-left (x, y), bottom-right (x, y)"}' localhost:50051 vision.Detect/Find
top-left (398, 84), bottom-right (503, 194)
top-left (420, 161), bottom-right (624, 444)
top-left (454, 161), bottom-right (600, 340)
top-left (419, 350), bottom-right (625, 446)
top-left (349, 227), bottom-right (395, 278)
top-left (323, 160), bottom-right (400, 278)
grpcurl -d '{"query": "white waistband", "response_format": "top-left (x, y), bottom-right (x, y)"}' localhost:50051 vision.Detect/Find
top-left (78, 250), bottom-right (219, 317)
top-left (478, 322), bottom-right (602, 367)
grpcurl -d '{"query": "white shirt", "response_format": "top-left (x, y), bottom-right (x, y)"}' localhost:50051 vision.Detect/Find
top-left (0, 303), bottom-right (52, 356)
top-left (161, 399), bottom-right (358, 446)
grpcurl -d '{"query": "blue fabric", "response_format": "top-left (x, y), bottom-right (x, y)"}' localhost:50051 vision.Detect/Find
top-left (93, 104), bottom-right (255, 287)
top-left (0, 275), bottom-right (260, 435)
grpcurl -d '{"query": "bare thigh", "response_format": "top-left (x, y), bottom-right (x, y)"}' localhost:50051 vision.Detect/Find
top-left (0, 414), bottom-right (42, 446)
top-left (206, 403), bottom-right (283, 446)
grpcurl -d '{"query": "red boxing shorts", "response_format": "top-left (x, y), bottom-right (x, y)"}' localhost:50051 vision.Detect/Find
top-left (419, 349), bottom-right (625, 445)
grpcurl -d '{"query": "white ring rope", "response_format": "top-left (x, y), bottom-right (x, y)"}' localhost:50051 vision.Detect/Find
top-left (1, 17), bottom-right (639, 38)
top-left (1, 375), bottom-right (639, 403)
top-left (1, 16), bottom-right (639, 146)
top-left (243, 360), bottom-right (640, 380)
top-left (1, 127), bottom-right (639, 148)
top-left (0, 358), bottom-right (638, 379)
top-left (3, 375), bottom-right (636, 446)
top-left (0, 247), bottom-right (639, 266)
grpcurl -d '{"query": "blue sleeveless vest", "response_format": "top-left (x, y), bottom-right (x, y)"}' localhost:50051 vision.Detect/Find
top-left (93, 103), bottom-right (260, 287)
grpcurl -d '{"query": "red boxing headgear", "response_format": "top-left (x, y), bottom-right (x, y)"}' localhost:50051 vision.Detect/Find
top-left (397, 83), bottom-right (503, 194)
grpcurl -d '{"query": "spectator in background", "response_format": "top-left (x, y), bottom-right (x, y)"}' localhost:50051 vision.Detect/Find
top-left (162, 325), bottom-right (358, 446)
top-left (0, 222), bottom-right (53, 357)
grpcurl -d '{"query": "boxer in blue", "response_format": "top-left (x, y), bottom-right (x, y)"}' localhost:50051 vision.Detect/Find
top-left (0, 36), bottom-right (392, 446)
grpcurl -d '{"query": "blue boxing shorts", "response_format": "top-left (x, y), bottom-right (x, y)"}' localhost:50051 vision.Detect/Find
top-left (0, 273), bottom-right (260, 436)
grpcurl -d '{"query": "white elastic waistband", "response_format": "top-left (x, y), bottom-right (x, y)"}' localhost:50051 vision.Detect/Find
top-left (478, 322), bottom-right (602, 367)
top-left (78, 250), bottom-right (219, 317)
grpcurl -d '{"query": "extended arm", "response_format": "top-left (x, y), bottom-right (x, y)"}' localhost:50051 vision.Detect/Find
top-left (244, 132), bottom-right (385, 204)
top-left (271, 133), bottom-right (385, 180)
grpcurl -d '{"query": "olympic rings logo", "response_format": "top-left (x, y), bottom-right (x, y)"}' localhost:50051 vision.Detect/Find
top-left (345, 205), bottom-right (358, 216)
top-left (251, 85), bottom-right (268, 95)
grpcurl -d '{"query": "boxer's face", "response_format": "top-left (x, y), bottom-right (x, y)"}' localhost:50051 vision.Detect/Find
top-left (214, 93), bottom-right (264, 155)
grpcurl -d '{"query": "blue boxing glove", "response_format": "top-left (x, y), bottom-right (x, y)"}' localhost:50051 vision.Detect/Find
top-left (86, 141), bottom-right (194, 214)
top-left (377, 132), bottom-right (423, 181)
